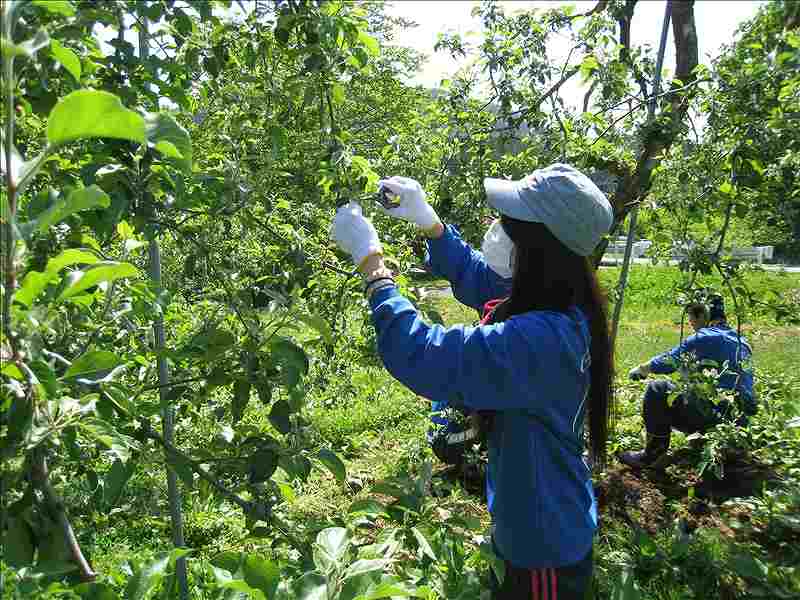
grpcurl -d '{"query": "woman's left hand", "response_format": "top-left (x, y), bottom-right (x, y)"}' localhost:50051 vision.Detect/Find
top-left (330, 201), bottom-right (383, 269)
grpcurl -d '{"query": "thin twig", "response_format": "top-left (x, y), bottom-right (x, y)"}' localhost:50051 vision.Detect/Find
top-left (593, 78), bottom-right (705, 117)
top-left (550, 96), bottom-right (568, 162)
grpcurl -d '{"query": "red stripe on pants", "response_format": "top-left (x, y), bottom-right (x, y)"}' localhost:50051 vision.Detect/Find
top-left (531, 569), bottom-right (539, 600)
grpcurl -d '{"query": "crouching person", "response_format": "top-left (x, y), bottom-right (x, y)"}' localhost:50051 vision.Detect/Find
top-left (620, 297), bottom-right (756, 469)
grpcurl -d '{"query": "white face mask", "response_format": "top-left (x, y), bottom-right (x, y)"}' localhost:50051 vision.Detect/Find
top-left (481, 219), bottom-right (515, 278)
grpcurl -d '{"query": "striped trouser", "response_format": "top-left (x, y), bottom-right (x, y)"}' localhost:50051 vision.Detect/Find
top-left (490, 549), bottom-right (593, 600)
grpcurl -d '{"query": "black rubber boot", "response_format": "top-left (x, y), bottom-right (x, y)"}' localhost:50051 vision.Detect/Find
top-left (619, 433), bottom-right (670, 469)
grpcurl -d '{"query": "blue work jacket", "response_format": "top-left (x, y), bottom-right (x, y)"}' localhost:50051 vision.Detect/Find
top-left (369, 225), bottom-right (597, 568)
top-left (649, 325), bottom-right (756, 414)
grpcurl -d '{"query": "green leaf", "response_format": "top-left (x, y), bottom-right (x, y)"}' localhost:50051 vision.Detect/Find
top-left (316, 527), bottom-right (349, 569)
top-left (316, 448), bottom-right (346, 484)
top-left (358, 31), bottom-right (379, 56)
top-left (125, 553), bottom-right (171, 600)
top-left (243, 555), bottom-right (280, 599)
top-left (31, 0), bottom-right (76, 16)
top-left (279, 454), bottom-right (311, 482)
top-left (580, 54), bottom-right (600, 81)
top-left (57, 261), bottom-right (139, 301)
top-left (729, 554), bottom-right (768, 581)
top-left (80, 418), bottom-right (138, 462)
top-left (360, 582), bottom-right (413, 599)
top-left (15, 270), bottom-right (53, 307)
top-left (269, 399), bottom-right (292, 434)
top-left (15, 247), bottom-right (102, 307)
top-left (298, 313), bottom-right (334, 345)
top-left (46, 248), bottom-right (100, 273)
top-left (47, 90), bottom-right (146, 146)
top-left (347, 499), bottom-right (388, 518)
top-left (145, 112), bottom-right (192, 173)
top-left (718, 181), bottom-right (733, 195)
top-left (316, 532), bottom-right (347, 577)
top-left (1, 362), bottom-right (24, 380)
top-left (331, 83), bottom-right (345, 104)
top-left (103, 458), bottom-right (136, 507)
top-left (269, 337), bottom-right (308, 388)
top-left (248, 448), bottom-right (279, 483)
top-left (74, 583), bottom-right (121, 600)
top-left (610, 568), bottom-right (642, 600)
top-left (64, 350), bottom-right (122, 379)
top-left (5, 516), bottom-right (35, 568)
top-left (30, 185), bottom-right (111, 234)
top-left (117, 220), bottom-right (135, 240)
top-left (1, 28), bottom-right (49, 58)
top-left (50, 39), bottom-right (81, 81)
top-left (232, 379), bottom-right (251, 424)
top-left (411, 527), bottom-right (437, 561)
top-left (344, 559), bottom-right (391, 580)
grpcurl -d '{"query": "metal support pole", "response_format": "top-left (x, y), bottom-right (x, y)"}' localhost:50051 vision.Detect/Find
top-left (609, 0), bottom-right (673, 350)
top-left (138, 4), bottom-right (188, 598)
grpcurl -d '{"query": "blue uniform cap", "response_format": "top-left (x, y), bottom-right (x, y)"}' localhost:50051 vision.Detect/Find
top-left (483, 163), bottom-right (613, 257)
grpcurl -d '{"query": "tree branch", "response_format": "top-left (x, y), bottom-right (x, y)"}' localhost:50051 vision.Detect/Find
top-left (565, 0), bottom-right (608, 21)
top-left (617, 0), bottom-right (650, 99)
top-left (138, 420), bottom-right (306, 552)
top-left (30, 450), bottom-right (97, 582)
top-left (550, 96), bottom-right (568, 162)
top-left (583, 80), bottom-right (599, 113)
top-left (606, 0), bottom-right (698, 226)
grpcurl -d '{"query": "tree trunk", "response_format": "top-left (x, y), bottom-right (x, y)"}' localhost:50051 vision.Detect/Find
top-left (593, 0), bottom-right (698, 265)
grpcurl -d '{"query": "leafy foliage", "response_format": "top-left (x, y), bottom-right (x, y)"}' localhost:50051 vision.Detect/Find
top-left (1, 1), bottom-right (799, 599)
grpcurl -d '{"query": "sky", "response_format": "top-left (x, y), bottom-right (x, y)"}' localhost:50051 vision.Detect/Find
top-left (385, 0), bottom-right (767, 110)
top-left (99, 1), bottom-right (767, 112)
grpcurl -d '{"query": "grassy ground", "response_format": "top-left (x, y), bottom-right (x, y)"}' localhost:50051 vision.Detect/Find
top-left (32, 266), bottom-right (800, 599)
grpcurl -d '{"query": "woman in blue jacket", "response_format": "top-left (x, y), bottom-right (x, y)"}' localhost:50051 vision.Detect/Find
top-left (331, 164), bottom-right (615, 599)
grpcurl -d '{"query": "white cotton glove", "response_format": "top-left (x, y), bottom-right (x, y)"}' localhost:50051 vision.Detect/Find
top-left (628, 364), bottom-right (649, 381)
top-left (377, 176), bottom-right (441, 231)
top-left (330, 202), bottom-right (382, 268)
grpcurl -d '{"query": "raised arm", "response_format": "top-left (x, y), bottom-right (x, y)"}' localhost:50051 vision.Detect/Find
top-left (648, 334), bottom-right (700, 374)
top-left (374, 177), bottom-right (511, 310)
top-left (369, 286), bottom-right (539, 409)
top-left (424, 224), bottom-right (512, 311)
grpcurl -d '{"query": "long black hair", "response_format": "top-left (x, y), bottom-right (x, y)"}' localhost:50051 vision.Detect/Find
top-left (492, 216), bottom-right (615, 466)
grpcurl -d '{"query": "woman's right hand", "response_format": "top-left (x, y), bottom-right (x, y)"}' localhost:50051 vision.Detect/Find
top-left (377, 176), bottom-right (442, 233)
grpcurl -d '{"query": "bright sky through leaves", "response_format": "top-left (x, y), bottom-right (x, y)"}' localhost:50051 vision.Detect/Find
top-left (386, 0), bottom-right (767, 109)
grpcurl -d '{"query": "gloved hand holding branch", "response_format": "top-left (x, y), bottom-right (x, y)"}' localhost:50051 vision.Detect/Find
top-left (376, 176), bottom-right (443, 237)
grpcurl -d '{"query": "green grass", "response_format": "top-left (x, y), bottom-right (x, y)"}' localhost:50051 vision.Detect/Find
top-left (34, 266), bottom-right (799, 600)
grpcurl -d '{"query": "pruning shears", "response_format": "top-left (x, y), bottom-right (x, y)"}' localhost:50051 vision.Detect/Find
top-left (337, 187), bottom-right (402, 211)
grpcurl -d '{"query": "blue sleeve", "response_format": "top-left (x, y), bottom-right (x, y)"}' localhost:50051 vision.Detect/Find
top-left (369, 286), bottom-right (536, 410)
top-left (424, 224), bottom-right (512, 311)
top-left (649, 334), bottom-right (700, 374)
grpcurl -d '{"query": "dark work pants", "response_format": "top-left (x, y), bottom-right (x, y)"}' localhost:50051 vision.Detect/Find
top-left (490, 548), bottom-right (593, 600)
top-left (643, 380), bottom-right (722, 437)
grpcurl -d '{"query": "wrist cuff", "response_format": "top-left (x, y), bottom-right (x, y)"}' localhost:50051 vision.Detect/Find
top-left (364, 277), bottom-right (394, 293)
